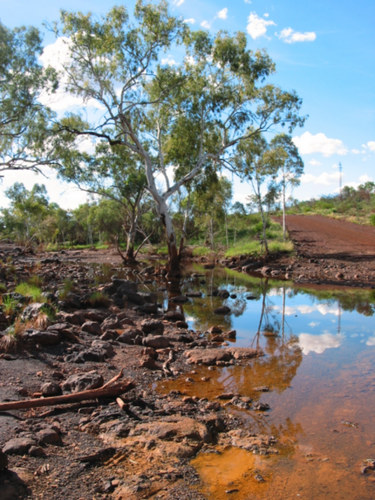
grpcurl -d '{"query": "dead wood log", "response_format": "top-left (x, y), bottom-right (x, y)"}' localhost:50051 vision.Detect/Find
top-left (0, 378), bottom-right (134, 412)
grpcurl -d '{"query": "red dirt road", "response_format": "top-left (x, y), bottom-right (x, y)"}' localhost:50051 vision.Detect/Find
top-left (255, 215), bottom-right (375, 287)
top-left (285, 215), bottom-right (375, 258)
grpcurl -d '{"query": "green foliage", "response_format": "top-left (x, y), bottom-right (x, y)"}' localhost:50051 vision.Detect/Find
top-left (15, 282), bottom-right (45, 303)
top-left (88, 291), bottom-right (111, 308)
top-left (1, 294), bottom-right (19, 317)
top-left (191, 246), bottom-right (213, 257)
top-left (292, 181), bottom-right (375, 225)
top-left (0, 21), bottom-right (56, 172)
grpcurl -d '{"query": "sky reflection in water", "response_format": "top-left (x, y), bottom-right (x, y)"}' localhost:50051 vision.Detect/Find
top-left (159, 267), bottom-right (375, 499)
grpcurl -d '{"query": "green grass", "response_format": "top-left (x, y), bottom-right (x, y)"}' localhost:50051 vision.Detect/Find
top-left (1, 295), bottom-right (19, 316)
top-left (15, 282), bottom-right (45, 302)
top-left (191, 246), bottom-right (213, 257)
top-left (225, 239), bottom-right (293, 258)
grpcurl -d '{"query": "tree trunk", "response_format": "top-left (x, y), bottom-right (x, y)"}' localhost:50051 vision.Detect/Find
top-left (158, 197), bottom-right (181, 278)
top-left (282, 176), bottom-right (286, 241)
top-left (258, 195), bottom-right (269, 256)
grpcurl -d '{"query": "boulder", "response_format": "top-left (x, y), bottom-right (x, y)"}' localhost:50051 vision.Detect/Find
top-left (61, 371), bottom-right (103, 393)
top-left (81, 321), bottom-right (102, 335)
top-left (3, 437), bottom-right (35, 455)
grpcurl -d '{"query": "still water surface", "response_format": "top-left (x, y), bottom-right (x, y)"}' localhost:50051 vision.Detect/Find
top-left (156, 266), bottom-right (375, 499)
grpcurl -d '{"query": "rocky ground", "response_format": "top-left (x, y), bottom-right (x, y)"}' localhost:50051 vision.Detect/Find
top-left (0, 244), bottom-right (269, 500)
top-left (1, 214), bottom-right (375, 499)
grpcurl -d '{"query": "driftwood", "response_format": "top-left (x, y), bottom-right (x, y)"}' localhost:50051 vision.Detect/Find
top-left (0, 371), bottom-right (134, 412)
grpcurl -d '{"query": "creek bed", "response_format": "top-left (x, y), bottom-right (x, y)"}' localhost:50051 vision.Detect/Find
top-left (154, 265), bottom-right (375, 499)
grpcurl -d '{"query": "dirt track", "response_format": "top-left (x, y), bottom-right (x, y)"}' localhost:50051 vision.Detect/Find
top-left (270, 215), bottom-right (375, 288)
top-left (285, 215), bottom-right (375, 258)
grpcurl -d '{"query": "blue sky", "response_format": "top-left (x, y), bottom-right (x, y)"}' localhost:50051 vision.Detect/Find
top-left (0, 0), bottom-right (374, 208)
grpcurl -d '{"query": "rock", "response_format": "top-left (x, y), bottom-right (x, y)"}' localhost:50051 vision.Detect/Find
top-left (28, 446), bottom-right (46, 457)
top-left (117, 328), bottom-right (142, 345)
top-left (83, 309), bottom-right (110, 322)
top-left (61, 371), bottom-right (104, 393)
top-left (103, 279), bottom-right (137, 297)
top-left (208, 326), bottom-right (222, 334)
top-left (3, 437), bottom-right (35, 455)
top-left (37, 428), bottom-right (62, 446)
top-left (214, 306), bottom-right (231, 315)
top-left (143, 335), bottom-right (170, 349)
top-left (81, 320), bottom-right (102, 335)
top-left (139, 303), bottom-right (158, 314)
top-left (101, 315), bottom-right (121, 331)
top-left (21, 302), bottom-right (53, 321)
top-left (91, 340), bottom-right (114, 357)
top-left (41, 382), bottom-right (62, 397)
top-left (129, 415), bottom-right (210, 443)
top-left (176, 320), bottom-right (188, 329)
top-left (60, 311), bottom-right (87, 325)
top-left (361, 459), bottom-right (375, 474)
top-left (164, 311), bottom-right (185, 322)
top-left (185, 348), bottom-right (232, 365)
top-left (23, 330), bottom-right (61, 346)
top-left (47, 322), bottom-right (74, 336)
top-left (141, 319), bottom-right (164, 335)
top-left (252, 401), bottom-right (270, 411)
top-left (228, 347), bottom-right (260, 360)
top-left (215, 289), bottom-right (230, 299)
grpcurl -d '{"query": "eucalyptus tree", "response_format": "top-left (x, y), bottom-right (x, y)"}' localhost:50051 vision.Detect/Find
top-left (47, 1), bottom-right (304, 276)
top-left (52, 121), bottom-right (149, 262)
top-left (0, 22), bottom-right (56, 172)
top-left (269, 134), bottom-right (303, 240)
top-left (235, 133), bottom-right (279, 255)
top-left (0, 183), bottom-right (51, 244)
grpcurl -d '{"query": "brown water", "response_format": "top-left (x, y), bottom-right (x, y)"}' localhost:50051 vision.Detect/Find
top-left (157, 267), bottom-right (375, 499)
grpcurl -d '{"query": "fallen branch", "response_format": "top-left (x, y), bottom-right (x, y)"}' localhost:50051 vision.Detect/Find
top-left (0, 377), bottom-right (134, 412)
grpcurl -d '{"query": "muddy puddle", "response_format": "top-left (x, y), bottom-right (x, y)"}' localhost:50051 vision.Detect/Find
top-left (154, 266), bottom-right (375, 499)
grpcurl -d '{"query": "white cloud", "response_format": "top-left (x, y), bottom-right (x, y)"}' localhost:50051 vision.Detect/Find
top-left (173, 0), bottom-right (185, 6)
top-left (293, 132), bottom-right (348, 157)
top-left (246, 12), bottom-right (276, 40)
top-left (217, 8), bottom-right (228, 20)
top-left (363, 141), bottom-right (375, 152)
top-left (301, 171), bottom-right (340, 187)
top-left (0, 167), bottom-right (90, 210)
top-left (366, 336), bottom-right (375, 346)
top-left (161, 56), bottom-right (177, 66)
top-left (308, 159), bottom-right (322, 166)
top-left (244, 0), bottom-right (252, 3)
top-left (39, 37), bottom-right (104, 112)
top-left (299, 332), bottom-right (343, 355)
top-left (183, 18), bottom-right (196, 24)
top-left (277, 27), bottom-right (316, 44)
top-left (201, 20), bottom-right (211, 29)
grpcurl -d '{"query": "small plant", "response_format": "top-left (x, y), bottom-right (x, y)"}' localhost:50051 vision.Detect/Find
top-left (1, 294), bottom-right (20, 318)
top-left (15, 282), bottom-right (45, 303)
top-left (0, 318), bottom-right (26, 353)
top-left (370, 214), bottom-right (375, 226)
top-left (58, 278), bottom-right (76, 300)
top-left (27, 274), bottom-right (44, 288)
top-left (88, 291), bottom-right (110, 307)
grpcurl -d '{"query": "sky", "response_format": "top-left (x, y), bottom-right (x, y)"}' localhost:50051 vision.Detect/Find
top-left (0, 0), bottom-right (374, 209)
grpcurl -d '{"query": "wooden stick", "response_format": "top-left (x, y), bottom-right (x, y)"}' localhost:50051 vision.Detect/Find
top-left (0, 380), bottom-right (134, 412)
